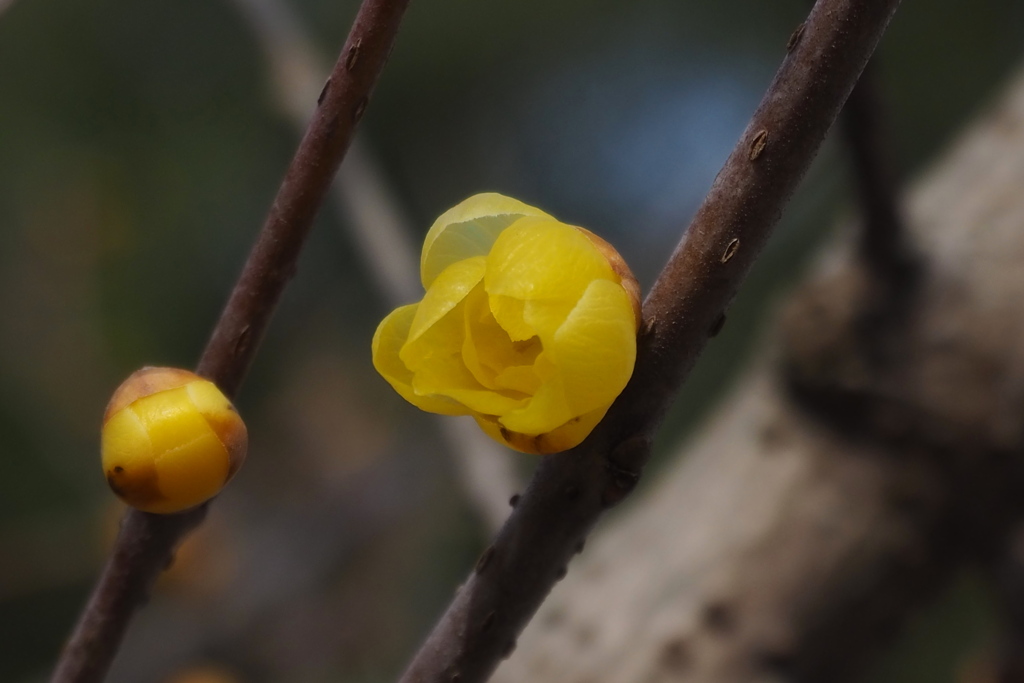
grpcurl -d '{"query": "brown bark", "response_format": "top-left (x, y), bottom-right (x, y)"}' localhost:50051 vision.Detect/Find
top-left (492, 64), bottom-right (1024, 683)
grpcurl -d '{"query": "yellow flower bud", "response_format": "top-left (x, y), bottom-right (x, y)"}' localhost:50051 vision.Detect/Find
top-left (101, 367), bottom-right (248, 513)
top-left (373, 193), bottom-right (641, 454)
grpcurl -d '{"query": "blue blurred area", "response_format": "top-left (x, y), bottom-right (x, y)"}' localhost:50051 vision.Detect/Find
top-left (467, 44), bottom-right (766, 287)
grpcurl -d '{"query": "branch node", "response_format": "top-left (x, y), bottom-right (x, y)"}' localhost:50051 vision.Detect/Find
top-left (480, 612), bottom-right (496, 632)
top-left (345, 39), bottom-right (363, 71)
top-left (709, 312), bottom-right (727, 338)
top-left (641, 314), bottom-right (658, 338)
top-left (608, 434), bottom-right (651, 471)
top-left (232, 325), bottom-right (253, 357)
top-left (601, 461), bottom-right (640, 508)
top-left (749, 129), bottom-right (769, 160)
top-left (787, 22), bottom-right (806, 52)
top-left (721, 238), bottom-right (741, 264)
top-left (354, 96), bottom-right (369, 121)
top-left (317, 77), bottom-right (332, 106)
top-left (475, 546), bottom-right (496, 574)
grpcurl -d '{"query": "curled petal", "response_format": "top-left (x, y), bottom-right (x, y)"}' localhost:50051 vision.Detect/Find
top-left (486, 218), bottom-right (616, 339)
top-left (487, 294), bottom-right (535, 342)
top-left (406, 256), bottom-right (486, 345)
top-left (420, 193), bottom-right (552, 289)
top-left (372, 304), bottom-right (467, 415)
top-left (493, 363), bottom-right (542, 396)
top-left (548, 278), bottom-right (637, 416)
top-left (421, 381), bottom-right (528, 416)
top-left (498, 279), bottom-right (636, 435)
top-left (496, 370), bottom-right (573, 435)
top-left (461, 286), bottom-right (542, 392)
top-left (403, 287), bottom-right (530, 416)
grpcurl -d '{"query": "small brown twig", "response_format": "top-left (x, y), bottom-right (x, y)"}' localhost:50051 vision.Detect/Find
top-left (842, 60), bottom-right (921, 291)
top-left (50, 1), bottom-right (411, 681)
top-left (396, 2), bottom-right (903, 683)
top-left (193, 0), bottom-right (410, 395)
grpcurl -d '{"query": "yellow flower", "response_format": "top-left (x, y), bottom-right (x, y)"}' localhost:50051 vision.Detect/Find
top-left (372, 193), bottom-right (641, 454)
top-left (101, 367), bottom-right (248, 513)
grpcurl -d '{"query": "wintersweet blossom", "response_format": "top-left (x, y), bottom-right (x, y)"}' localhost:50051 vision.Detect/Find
top-left (372, 193), bottom-right (641, 454)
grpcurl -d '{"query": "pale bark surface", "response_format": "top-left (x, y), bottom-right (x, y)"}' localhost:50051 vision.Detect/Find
top-left (492, 64), bottom-right (1024, 683)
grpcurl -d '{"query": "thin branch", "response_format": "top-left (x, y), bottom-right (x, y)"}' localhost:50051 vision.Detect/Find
top-left (842, 60), bottom-right (921, 290)
top-left (230, 0), bottom-right (519, 532)
top-left (396, 2), bottom-right (902, 682)
top-left (500, 60), bottom-right (1024, 682)
top-left (227, 0), bottom-right (423, 306)
top-left (50, 1), bottom-right (411, 681)
top-left (193, 0), bottom-right (410, 395)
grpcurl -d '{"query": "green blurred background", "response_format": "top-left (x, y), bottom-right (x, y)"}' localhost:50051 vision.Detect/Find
top-left (0, 0), bottom-right (1022, 681)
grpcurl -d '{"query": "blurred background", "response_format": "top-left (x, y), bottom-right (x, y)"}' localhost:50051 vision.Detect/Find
top-left (1, 0), bottom-right (1022, 681)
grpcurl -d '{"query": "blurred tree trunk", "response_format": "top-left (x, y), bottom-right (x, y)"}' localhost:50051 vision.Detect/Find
top-left (491, 62), bottom-right (1024, 683)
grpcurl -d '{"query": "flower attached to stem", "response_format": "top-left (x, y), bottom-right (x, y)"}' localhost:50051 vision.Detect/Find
top-left (101, 367), bottom-right (248, 513)
top-left (373, 193), bottom-right (641, 454)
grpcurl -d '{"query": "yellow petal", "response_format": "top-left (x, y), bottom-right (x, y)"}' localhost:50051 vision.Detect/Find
top-left (131, 387), bottom-right (216, 463)
top-left (474, 406), bottom-right (607, 455)
top-left (401, 285), bottom-right (530, 416)
top-left (423, 383), bottom-right (528, 415)
top-left (102, 406), bottom-right (155, 471)
top-left (497, 374), bottom-right (572, 434)
top-left (127, 388), bottom-right (230, 513)
top-left (488, 293), bottom-right (535, 342)
top-left (549, 278), bottom-right (637, 416)
top-left (493, 363), bottom-right (542, 395)
top-left (150, 424), bottom-right (229, 513)
top-left (461, 285), bottom-right (542, 391)
top-left (460, 285), bottom-right (500, 389)
top-left (420, 193), bottom-right (552, 289)
top-left (485, 218), bottom-right (616, 338)
top-left (406, 256), bottom-right (486, 345)
top-left (372, 303), bottom-right (467, 415)
top-left (185, 379), bottom-right (247, 477)
top-left (497, 279), bottom-right (636, 434)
